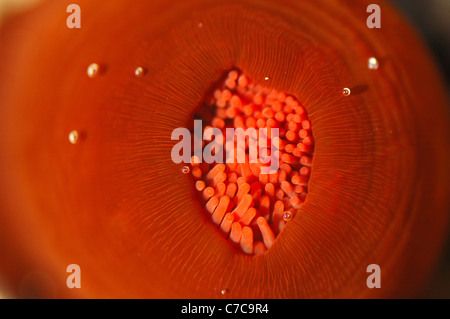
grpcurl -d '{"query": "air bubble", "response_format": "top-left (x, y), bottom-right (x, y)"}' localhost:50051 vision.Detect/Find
top-left (181, 166), bottom-right (190, 174)
top-left (135, 67), bottom-right (145, 77)
top-left (283, 212), bottom-right (292, 222)
top-left (368, 57), bottom-right (379, 70)
top-left (87, 63), bottom-right (99, 78)
top-left (68, 130), bottom-right (79, 144)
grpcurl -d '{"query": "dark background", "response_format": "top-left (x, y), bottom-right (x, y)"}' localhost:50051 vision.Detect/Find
top-left (391, 0), bottom-right (449, 87)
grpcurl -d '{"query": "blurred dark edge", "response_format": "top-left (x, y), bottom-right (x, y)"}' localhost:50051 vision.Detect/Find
top-left (390, 0), bottom-right (450, 298)
top-left (390, 0), bottom-right (450, 88)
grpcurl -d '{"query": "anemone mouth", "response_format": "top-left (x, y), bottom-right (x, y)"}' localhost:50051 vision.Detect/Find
top-left (189, 68), bottom-right (314, 255)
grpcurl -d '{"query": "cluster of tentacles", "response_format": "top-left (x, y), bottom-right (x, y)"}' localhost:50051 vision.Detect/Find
top-left (190, 70), bottom-right (314, 254)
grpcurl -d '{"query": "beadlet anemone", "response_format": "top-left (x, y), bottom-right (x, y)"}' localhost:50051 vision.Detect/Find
top-left (0, 0), bottom-right (449, 298)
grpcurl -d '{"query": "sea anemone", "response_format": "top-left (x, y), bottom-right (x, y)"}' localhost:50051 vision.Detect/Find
top-left (0, 0), bottom-right (448, 298)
